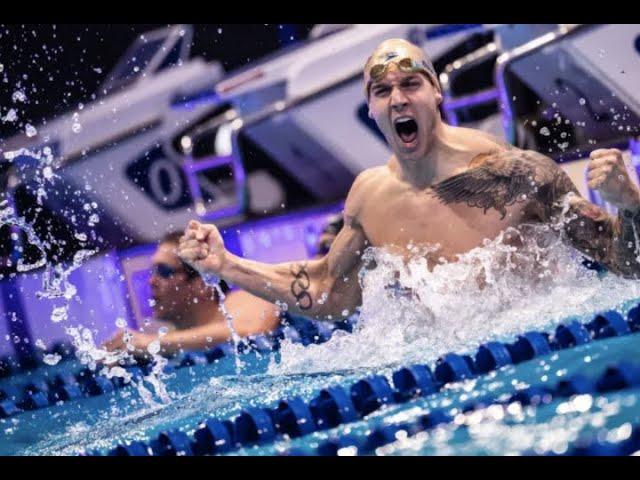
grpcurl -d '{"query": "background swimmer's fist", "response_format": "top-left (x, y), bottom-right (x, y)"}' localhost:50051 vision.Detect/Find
top-left (587, 149), bottom-right (640, 212)
top-left (178, 220), bottom-right (227, 275)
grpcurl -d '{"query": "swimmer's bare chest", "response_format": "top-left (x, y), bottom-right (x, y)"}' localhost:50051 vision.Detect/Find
top-left (358, 173), bottom-right (534, 261)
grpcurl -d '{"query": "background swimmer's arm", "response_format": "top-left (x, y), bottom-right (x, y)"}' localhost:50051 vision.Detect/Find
top-left (156, 307), bottom-right (281, 355)
top-left (104, 294), bottom-right (281, 357)
top-left (181, 172), bottom-right (371, 320)
top-left (104, 323), bottom-right (248, 358)
top-left (155, 323), bottom-right (239, 355)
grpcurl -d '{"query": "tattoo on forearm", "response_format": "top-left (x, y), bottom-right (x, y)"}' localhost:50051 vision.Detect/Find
top-left (290, 262), bottom-right (313, 310)
top-left (616, 209), bottom-right (640, 274)
top-left (565, 199), bottom-right (640, 277)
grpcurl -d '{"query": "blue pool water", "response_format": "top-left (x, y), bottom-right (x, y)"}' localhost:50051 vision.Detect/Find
top-left (2, 304), bottom-right (640, 456)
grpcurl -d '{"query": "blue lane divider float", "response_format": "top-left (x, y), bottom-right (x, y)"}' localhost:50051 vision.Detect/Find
top-left (93, 304), bottom-right (640, 457)
top-left (392, 365), bottom-right (438, 400)
top-left (149, 430), bottom-right (194, 456)
top-left (508, 332), bottom-right (552, 363)
top-left (474, 342), bottom-right (513, 373)
top-left (274, 397), bottom-right (316, 437)
top-left (309, 386), bottom-right (359, 429)
top-left (554, 321), bottom-right (591, 348)
top-left (314, 360), bottom-right (640, 456)
top-left (434, 353), bottom-right (475, 383)
top-left (234, 407), bottom-right (278, 445)
top-left (111, 441), bottom-right (151, 457)
top-left (192, 419), bottom-right (235, 455)
top-left (350, 376), bottom-right (395, 416)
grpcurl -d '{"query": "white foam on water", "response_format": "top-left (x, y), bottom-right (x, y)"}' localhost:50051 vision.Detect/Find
top-left (270, 217), bottom-right (640, 375)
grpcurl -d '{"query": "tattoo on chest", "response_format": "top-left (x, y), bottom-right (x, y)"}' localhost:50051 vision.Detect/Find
top-left (290, 262), bottom-right (313, 310)
top-left (429, 150), bottom-right (556, 219)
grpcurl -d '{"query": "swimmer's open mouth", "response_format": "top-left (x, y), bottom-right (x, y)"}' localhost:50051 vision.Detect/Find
top-left (394, 117), bottom-right (418, 144)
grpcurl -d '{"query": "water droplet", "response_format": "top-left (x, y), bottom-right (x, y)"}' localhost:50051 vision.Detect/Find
top-left (50, 306), bottom-right (68, 323)
top-left (539, 127), bottom-right (551, 136)
top-left (12, 90), bottom-right (26, 103)
top-left (579, 98), bottom-right (586, 106)
top-left (2, 108), bottom-right (17, 122)
top-left (147, 340), bottom-right (160, 355)
top-left (43, 353), bottom-right (62, 366)
top-left (25, 124), bottom-right (37, 137)
top-left (115, 317), bottom-right (127, 329)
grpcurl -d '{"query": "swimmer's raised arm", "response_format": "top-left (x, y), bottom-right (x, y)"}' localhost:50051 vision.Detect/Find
top-left (178, 172), bottom-right (372, 320)
top-left (544, 148), bottom-right (640, 278)
top-left (433, 146), bottom-right (640, 278)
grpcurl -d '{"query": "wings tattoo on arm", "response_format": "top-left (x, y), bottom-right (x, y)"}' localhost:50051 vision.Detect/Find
top-left (430, 148), bottom-right (640, 278)
top-left (430, 151), bottom-right (539, 219)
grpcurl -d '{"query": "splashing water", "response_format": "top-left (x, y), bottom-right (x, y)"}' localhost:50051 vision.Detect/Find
top-left (1, 146), bottom-right (170, 406)
top-left (42, 353), bottom-right (62, 366)
top-left (205, 277), bottom-right (245, 374)
top-left (270, 218), bottom-right (640, 375)
top-left (0, 200), bottom-right (49, 273)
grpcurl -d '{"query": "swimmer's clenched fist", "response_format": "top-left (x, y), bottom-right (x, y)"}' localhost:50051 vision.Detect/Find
top-left (178, 220), bottom-right (227, 275)
top-left (587, 149), bottom-right (640, 211)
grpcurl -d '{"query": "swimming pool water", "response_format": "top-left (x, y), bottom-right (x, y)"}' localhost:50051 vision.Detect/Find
top-left (2, 309), bottom-right (639, 456)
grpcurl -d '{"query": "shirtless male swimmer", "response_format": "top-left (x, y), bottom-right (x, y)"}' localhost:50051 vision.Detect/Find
top-left (177, 39), bottom-right (640, 322)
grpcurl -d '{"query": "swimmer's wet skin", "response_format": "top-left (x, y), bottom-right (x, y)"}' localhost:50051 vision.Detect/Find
top-left (178, 38), bottom-right (640, 322)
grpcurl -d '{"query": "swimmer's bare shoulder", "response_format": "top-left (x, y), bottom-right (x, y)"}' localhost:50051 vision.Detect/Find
top-left (430, 138), bottom-right (563, 219)
top-left (454, 125), bottom-right (516, 154)
top-left (343, 166), bottom-right (388, 229)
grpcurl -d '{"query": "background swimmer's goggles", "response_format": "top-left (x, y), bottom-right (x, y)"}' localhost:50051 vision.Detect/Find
top-left (366, 57), bottom-right (436, 98)
top-left (152, 262), bottom-right (199, 280)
